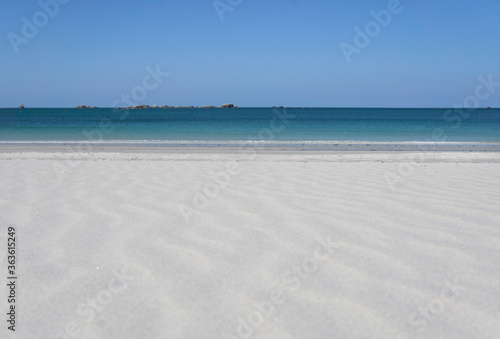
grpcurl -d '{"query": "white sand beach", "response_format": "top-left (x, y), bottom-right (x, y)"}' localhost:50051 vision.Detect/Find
top-left (1, 150), bottom-right (499, 339)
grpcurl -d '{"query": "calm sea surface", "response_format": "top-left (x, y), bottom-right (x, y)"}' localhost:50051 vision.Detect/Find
top-left (1, 108), bottom-right (499, 145)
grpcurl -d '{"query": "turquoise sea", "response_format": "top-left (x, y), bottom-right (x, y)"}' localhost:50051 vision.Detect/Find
top-left (1, 108), bottom-right (499, 148)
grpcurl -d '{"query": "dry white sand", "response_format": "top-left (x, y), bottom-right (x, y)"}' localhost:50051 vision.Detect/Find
top-left (1, 151), bottom-right (499, 339)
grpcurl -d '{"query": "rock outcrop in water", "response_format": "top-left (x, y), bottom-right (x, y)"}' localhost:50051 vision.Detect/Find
top-left (75, 105), bottom-right (91, 109)
top-left (18, 104), bottom-right (25, 109)
top-left (131, 105), bottom-right (150, 109)
top-left (113, 104), bottom-right (237, 109)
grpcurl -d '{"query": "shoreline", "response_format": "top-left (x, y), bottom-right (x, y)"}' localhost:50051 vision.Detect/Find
top-left (1, 151), bottom-right (499, 164)
top-left (1, 141), bottom-right (500, 153)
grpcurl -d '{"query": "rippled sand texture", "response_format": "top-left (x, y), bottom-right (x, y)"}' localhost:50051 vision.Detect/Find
top-left (0, 152), bottom-right (499, 339)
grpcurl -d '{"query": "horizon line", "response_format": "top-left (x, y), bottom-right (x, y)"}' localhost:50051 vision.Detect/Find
top-left (2, 106), bottom-right (499, 109)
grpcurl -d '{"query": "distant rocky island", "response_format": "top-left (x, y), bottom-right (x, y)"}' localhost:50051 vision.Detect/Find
top-left (74, 104), bottom-right (237, 109)
top-left (75, 105), bottom-right (99, 109)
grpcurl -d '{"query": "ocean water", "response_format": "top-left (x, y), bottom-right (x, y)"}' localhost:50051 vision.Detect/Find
top-left (0, 107), bottom-right (499, 146)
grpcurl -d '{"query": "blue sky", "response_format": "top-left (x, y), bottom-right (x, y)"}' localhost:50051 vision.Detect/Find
top-left (1, 0), bottom-right (499, 107)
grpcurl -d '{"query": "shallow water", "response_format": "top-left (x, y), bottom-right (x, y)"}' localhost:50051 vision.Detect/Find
top-left (1, 107), bottom-right (499, 144)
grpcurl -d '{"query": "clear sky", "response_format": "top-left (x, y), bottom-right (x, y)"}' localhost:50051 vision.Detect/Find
top-left (1, 0), bottom-right (499, 108)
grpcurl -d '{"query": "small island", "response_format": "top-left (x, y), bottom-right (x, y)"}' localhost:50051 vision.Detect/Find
top-left (73, 104), bottom-right (237, 109)
top-left (112, 104), bottom-right (238, 109)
